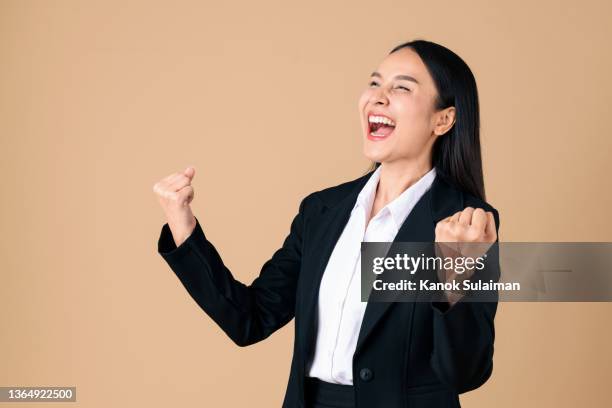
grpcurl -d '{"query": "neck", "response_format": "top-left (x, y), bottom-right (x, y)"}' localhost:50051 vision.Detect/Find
top-left (376, 158), bottom-right (433, 205)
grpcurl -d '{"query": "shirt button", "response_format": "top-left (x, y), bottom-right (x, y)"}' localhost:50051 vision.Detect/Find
top-left (359, 367), bottom-right (373, 382)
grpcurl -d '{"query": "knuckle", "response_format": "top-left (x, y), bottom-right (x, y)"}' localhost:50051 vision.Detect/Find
top-left (436, 221), bottom-right (449, 232)
top-left (153, 183), bottom-right (166, 197)
top-left (473, 208), bottom-right (485, 217)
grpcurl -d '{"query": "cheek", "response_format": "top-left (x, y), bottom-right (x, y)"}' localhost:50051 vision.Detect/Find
top-left (394, 102), bottom-right (434, 147)
top-left (396, 96), bottom-right (431, 130)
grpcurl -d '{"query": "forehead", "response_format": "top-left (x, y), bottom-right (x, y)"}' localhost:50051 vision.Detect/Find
top-left (374, 47), bottom-right (429, 83)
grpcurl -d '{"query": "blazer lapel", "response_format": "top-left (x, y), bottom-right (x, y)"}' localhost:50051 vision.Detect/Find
top-left (300, 172), bottom-right (372, 361)
top-left (354, 170), bottom-right (465, 355)
top-left (300, 168), bottom-right (465, 361)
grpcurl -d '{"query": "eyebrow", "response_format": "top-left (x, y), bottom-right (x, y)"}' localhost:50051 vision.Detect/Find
top-left (370, 71), bottom-right (420, 84)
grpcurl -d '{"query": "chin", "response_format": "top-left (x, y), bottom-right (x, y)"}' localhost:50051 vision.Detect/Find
top-left (362, 146), bottom-right (389, 164)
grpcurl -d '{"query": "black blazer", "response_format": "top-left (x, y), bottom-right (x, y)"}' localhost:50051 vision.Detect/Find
top-left (157, 168), bottom-right (501, 408)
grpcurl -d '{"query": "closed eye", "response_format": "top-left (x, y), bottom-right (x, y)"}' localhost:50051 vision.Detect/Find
top-left (368, 81), bottom-right (410, 92)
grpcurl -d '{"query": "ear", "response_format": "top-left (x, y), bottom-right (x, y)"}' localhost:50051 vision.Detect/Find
top-left (433, 106), bottom-right (456, 137)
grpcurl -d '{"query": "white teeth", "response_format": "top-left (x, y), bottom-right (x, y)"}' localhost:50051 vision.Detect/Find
top-left (368, 115), bottom-right (395, 126)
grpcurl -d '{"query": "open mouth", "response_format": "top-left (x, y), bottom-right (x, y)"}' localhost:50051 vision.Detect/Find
top-left (368, 116), bottom-right (396, 138)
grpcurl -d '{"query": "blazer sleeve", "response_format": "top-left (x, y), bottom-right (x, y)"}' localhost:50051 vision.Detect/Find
top-left (157, 193), bottom-right (313, 347)
top-left (429, 207), bottom-right (501, 394)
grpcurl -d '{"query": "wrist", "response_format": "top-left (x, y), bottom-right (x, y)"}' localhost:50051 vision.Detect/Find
top-left (168, 215), bottom-right (197, 247)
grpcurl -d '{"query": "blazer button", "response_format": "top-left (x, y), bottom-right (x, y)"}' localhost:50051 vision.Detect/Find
top-left (359, 368), bottom-right (373, 382)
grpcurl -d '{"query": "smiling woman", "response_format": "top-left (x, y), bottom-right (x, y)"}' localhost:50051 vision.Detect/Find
top-left (360, 40), bottom-right (486, 203)
top-left (154, 38), bottom-right (500, 408)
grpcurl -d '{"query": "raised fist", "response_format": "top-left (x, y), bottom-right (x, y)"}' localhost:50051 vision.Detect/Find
top-left (434, 207), bottom-right (498, 303)
top-left (153, 166), bottom-right (197, 247)
top-left (435, 207), bottom-right (497, 246)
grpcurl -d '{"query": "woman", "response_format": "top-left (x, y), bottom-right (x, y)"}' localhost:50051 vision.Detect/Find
top-left (153, 39), bottom-right (500, 408)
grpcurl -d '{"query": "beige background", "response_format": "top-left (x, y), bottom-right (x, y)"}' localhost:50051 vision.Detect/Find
top-left (1, 0), bottom-right (611, 407)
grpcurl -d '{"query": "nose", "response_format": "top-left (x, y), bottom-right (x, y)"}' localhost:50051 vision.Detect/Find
top-left (370, 87), bottom-right (389, 106)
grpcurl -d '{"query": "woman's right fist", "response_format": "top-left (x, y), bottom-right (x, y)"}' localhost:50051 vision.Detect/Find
top-left (153, 166), bottom-right (197, 247)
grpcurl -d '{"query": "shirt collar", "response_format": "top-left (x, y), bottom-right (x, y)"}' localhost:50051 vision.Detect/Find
top-left (355, 165), bottom-right (437, 231)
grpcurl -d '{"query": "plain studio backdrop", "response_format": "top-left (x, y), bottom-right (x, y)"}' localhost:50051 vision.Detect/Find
top-left (1, 0), bottom-right (610, 407)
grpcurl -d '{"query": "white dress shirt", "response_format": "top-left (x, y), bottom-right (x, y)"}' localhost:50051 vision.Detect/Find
top-left (306, 165), bottom-right (437, 385)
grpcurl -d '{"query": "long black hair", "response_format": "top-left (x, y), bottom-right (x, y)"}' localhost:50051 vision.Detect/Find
top-left (366, 39), bottom-right (486, 201)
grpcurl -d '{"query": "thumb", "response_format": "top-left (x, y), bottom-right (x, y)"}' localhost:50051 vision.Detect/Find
top-left (183, 166), bottom-right (196, 180)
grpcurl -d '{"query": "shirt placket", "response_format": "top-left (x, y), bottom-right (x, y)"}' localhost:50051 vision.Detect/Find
top-left (329, 206), bottom-right (367, 382)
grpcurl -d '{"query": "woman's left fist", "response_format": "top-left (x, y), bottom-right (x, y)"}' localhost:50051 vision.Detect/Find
top-left (435, 207), bottom-right (497, 274)
top-left (434, 207), bottom-right (498, 303)
top-left (435, 207), bottom-right (497, 246)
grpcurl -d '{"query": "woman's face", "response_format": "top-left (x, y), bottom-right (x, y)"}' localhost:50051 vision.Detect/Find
top-left (358, 47), bottom-right (455, 166)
